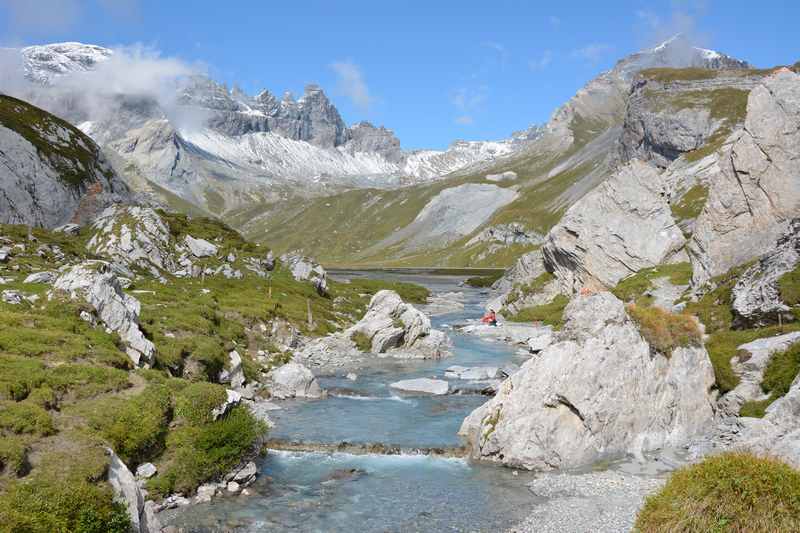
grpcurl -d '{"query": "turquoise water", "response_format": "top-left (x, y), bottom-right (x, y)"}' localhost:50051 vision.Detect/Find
top-left (164, 271), bottom-right (535, 532)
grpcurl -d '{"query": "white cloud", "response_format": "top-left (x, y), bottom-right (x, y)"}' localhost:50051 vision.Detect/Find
top-left (529, 49), bottom-right (553, 70)
top-left (451, 86), bottom-right (487, 126)
top-left (548, 15), bottom-right (561, 28)
top-left (329, 60), bottom-right (373, 111)
top-left (455, 115), bottom-right (474, 125)
top-left (571, 43), bottom-right (614, 64)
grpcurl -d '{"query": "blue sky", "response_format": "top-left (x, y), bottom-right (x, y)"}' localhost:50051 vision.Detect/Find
top-left (1, 0), bottom-right (798, 149)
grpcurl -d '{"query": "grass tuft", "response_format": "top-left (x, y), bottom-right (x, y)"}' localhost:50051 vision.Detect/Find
top-left (634, 452), bottom-right (800, 533)
top-left (506, 294), bottom-right (569, 329)
top-left (626, 304), bottom-right (702, 357)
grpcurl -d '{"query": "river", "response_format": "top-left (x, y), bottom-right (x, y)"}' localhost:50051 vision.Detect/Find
top-left (163, 270), bottom-right (541, 532)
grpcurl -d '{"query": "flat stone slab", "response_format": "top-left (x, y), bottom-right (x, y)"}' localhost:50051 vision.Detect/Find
top-left (444, 366), bottom-right (499, 380)
top-left (390, 378), bottom-right (449, 395)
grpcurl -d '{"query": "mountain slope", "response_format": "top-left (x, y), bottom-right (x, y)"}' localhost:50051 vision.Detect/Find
top-left (4, 43), bottom-right (534, 215)
top-left (235, 37), bottom-right (754, 267)
top-left (0, 94), bottom-right (130, 227)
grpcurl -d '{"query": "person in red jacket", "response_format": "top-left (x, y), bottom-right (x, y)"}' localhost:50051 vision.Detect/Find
top-left (481, 309), bottom-right (498, 326)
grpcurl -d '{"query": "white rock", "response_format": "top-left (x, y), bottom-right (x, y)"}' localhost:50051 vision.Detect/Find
top-left (2, 289), bottom-right (22, 304)
top-left (23, 271), bottom-right (56, 284)
top-left (135, 462), bottom-right (157, 479)
top-left (460, 292), bottom-right (715, 471)
top-left (194, 483), bottom-right (217, 503)
top-left (219, 349), bottom-right (246, 390)
top-left (54, 223), bottom-right (81, 235)
top-left (485, 170), bottom-right (518, 182)
top-left (279, 251), bottom-right (328, 294)
top-left (390, 378), bottom-right (449, 395)
top-left (226, 481), bottom-right (241, 493)
top-left (211, 389), bottom-right (242, 420)
top-left (107, 449), bottom-right (160, 532)
top-left (271, 362), bottom-right (323, 399)
top-left (51, 261), bottom-right (155, 366)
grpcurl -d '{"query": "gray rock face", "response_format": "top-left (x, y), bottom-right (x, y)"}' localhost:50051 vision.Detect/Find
top-left (219, 349), bottom-right (246, 390)
top-left (2, 289), bottom-right (23, 305)
top-left (718, 332), bottom-right (800, 417)
top-left (465, 223), bottom-right (542, 247)
top-left (270, 362), bottom-right (323, 399)
top-left (344, 121), bottom-right (402, 162)
top-left (723, 373), bottom-right (800, 468)
top-left (211, 389), bottom-right (242, 420)
top-left (279, 251), bottom-right (328, 295)
top-left (542, 160), bottom-right (685, 292)
top-left (0, 95), bottom-right (130, 228)
top-left (107, 449), bottom-right (161, 533)
top-left (459, 292), bottom-right (715, 470)
top-left (346, 290), bottom-right (451, 359)
top-left (619, 75), bottom-right (760, 168)
top-left (688, 70), bottom-right (800, 285)
top-left (491, 249), bottom-right (548, 296)
top-left (51, 261), bottom-right (155, 366)
top-left (87, 206), bottom-right (175, 275)
top-left (732, 219), bottom-right (800, 327)
top-left (390, 378), bottom-right (449, 395)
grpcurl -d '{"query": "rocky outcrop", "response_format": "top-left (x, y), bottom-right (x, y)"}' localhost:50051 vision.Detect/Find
top-left (51, 261), bottom-right (155, 366)
top-left (490, 249), bottom-right (547, 296)
top-left (732, 219), bottom-right (800, 326)
top-left (465, 223), bottom-right (542, 247)
top-left (183, 235), bottom-right (218, 258)
top-left (219, 350), bottom-right (245, 390)
top-left (346, 290), bottom-right (451, 359)
top-left (688, 70), bottom-right (800, 285)
top-left (0, 94), bottom-right (130, 228)
top-left (718, 332), bottom-right (800, 417)
top-left (459, 292), bottom-right (715, 470)
top-left (279, 251), bottom-right (328, 295)
top-left (270, 362), bottom-right (323, 399)
top-left (87, 206), bottom-right (175, 276)
top-left (107, 449), bottom-right (161, 533)
top-left (542, 160), bottom-right (685, 292)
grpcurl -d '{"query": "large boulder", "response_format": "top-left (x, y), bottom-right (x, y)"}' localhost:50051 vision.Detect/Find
top-left (51, 261), bottom-right (155, 366)
top-left (732, 219), bottom-right (800, 326)
top-left (459, 292), bottom-right (715, 470)
top-left (184, 235), bottom-right (218, 258)
top-left (107, 449), bottom-right (161, 533)
top-left (279, 251), bottom-right (328, 295)
top-left (270, 362), bottom-right (323, 399)
top-left (542, 160), bottom-right (686, 292)
top-left (688, 70), bottom-right (800, 285)
top-left (87, 205), bottom-right (175, 276)
top-left (346, 290), bottom-right (451, 359)
top-left (390, 378), bottom-right (449, 395)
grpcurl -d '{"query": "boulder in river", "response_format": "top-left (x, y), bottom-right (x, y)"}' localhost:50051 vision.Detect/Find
top-left (271, 362), bottom-right (323, 399)
top-left (459, 292), bottom-right (715, 470)
top-left (390, 378), bottom-right (449, 395)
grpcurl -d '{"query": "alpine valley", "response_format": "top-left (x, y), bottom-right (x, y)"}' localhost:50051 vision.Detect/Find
top-left (2, 26), bottom-right (800, 533)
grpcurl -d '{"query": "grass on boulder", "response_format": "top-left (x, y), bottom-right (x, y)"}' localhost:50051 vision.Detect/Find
top-left (351, 331), bottom-right (373, 352)
top-left (740, 341), bottom-right (800, 418)
top-left (634, 452), bottom-right (800, 533)
top-left (506, 294), bottom-right (569, 329)
top-left (626, 304), bottom-right (702, 357)
top-left (612, 263), bottom-right (692, 306)
top-left (778, 264), bottom-right (800, 307)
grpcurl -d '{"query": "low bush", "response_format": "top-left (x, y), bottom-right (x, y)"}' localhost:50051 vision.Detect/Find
top-left (147, 406), bottom-right (266, 497)
top-left (174, 382), bottom-right (227, 426)
top-left (0, 446), bottom-right (130, 533)
top-left (464, 271), bottom-right (503, 288)
top-left (626, 304), bottom-right (702, 356)
top-left (634, 452), bottom-right (800, 532)
top-left (0, 435), bottom-right (28, 476)
top-left (80, 385), bottom-right (172, 465)
top-left (0, 400), bottom-right (55, 436)
top-left (506, 294), bottom-right (570, 329)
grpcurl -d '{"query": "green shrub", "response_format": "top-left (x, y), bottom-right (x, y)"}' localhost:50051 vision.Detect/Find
top-left (0, 401), bottom-right (55, 436)
top-left (174, 382), bottom-right (227, 426)
top-left (351, 331), bottom-right (373, 352)
top-left (670, 185), bottom-right (709, 224)
top-left (634, 452), bottom-right (800, 533)
top-left (0, 446), bottom-right (130, 533)
top-left (347, 279), bottom-right (430, 304)
top-left (148, 406), bottom-right (266, 496)
top-left (80, 385), bottom-right (172, 465)
top-left (0, 435), bottom-right (28, 476)
top-left (627, 304), bottom-right (702, 356)
top-left (506, 294), bottom-right (570, 329)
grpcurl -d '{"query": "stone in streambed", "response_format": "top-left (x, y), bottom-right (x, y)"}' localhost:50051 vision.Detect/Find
top-left (390, 378), bottom-right (449, 395)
